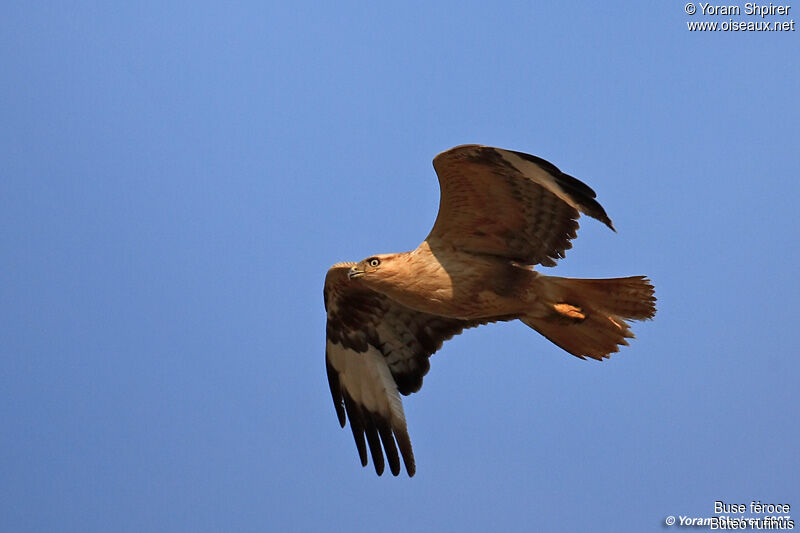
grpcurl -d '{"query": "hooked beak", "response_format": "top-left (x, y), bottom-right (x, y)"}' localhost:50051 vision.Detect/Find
top-left (347, 266), bottom-right (364, 280)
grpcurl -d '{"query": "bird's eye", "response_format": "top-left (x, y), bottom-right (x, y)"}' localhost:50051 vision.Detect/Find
top-left (368, 258), bottom-right (381, 267)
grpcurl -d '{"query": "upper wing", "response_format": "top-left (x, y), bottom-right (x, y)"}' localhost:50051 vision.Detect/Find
top-left (428, 145), bottom-right (614, 267)
top-left (324, 263), bottom-right (491, 477)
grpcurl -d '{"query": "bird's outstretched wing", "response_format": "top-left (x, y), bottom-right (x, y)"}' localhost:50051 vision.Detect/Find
top-left (324, 263), bottom-right (501, 476)
top-left (428, 145), bottom-right (614, 267)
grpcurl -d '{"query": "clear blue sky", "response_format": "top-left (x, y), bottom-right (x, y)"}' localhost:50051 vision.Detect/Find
top-left (2, 2), bottom-right (798, 532)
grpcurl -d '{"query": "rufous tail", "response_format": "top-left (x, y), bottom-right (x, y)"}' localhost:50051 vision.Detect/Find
top-left (521, 275), bottom-right (656, 360)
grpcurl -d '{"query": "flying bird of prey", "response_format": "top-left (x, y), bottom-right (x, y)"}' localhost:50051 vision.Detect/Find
top-left (324, 144), bottom-right (656, 477)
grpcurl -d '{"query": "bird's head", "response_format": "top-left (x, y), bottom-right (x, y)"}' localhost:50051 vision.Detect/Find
top-left (347, 254), bottom-right (400, 284)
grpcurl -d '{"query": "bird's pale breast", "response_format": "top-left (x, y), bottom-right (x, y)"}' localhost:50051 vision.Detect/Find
top-left (375, 243), bottom-right (535, 320)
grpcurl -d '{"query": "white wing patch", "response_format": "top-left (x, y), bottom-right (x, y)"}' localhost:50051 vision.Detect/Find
top-left (326, 339), bottom-right (415, 476)
top-left (327, 340), bottom-right (405, 421)
top-left (498, 148), bottom-right (583, 212)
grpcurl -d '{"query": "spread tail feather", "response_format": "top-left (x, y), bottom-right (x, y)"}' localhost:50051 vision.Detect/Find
top-left (522, 275), bottom-right (656, 360)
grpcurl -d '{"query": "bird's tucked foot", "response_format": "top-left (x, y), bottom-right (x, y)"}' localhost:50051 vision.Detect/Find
top-left (553, 303), bottom-right (586, 321)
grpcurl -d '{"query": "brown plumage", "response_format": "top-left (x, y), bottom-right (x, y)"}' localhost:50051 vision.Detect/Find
top-left (324, 144), bottom-right (656, 477)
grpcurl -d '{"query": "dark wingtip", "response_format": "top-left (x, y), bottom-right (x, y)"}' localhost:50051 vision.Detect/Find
top-left (364, 419), bottom-right (385, 476)
top-left (326, 357), bottom-right (347, 427)
top-left (393, 429), bottom-right (415, 477)
top-left (511, 149), bottom-right (616, 232)
top-left (553, 173), bottom-right (614, 231)
top-left (578, 199), bottom-right (615, 231)
top-left (342, 393), bottom-right (368, 467)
